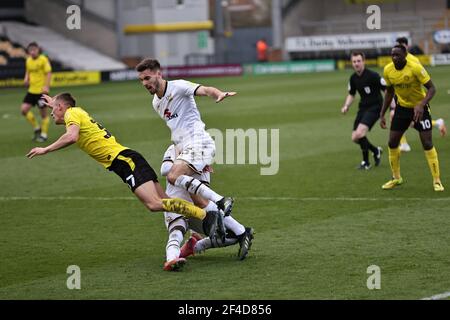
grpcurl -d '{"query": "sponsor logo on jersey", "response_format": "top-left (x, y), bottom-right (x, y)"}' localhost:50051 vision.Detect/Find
top-left (164, 108), bottom-right (178, 120)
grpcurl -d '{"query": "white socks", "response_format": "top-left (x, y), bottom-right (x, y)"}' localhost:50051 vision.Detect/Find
top-left (224, 215), bottom-right (245, 236)
top-left (174, 175), bottom-right (223, 203)
top-left (166, 229), bottom-right (183, 262)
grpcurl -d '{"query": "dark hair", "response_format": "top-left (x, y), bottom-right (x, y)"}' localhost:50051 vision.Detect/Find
top-left (393, 44), bottom-right (407, 54)
top-left (27, 42), bottom-right (39, 51)
top-left (135, 58), bottom-right (161, 72)
top-left (396, 37), bottom-right (408, 46)
top-left (351, 51), bottom-right (365, 60)
top-left (55, 92), bottom-right (76, 107)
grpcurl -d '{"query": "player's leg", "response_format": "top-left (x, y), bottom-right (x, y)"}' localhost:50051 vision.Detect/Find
top-left (352, 123), bottom-right (372, 169)
top-left (433, 118), bottom-right (447, 137)
top-left (134, 180), bottom-right (219, 231)
top-left (167, 160), bottom-right (234, 215)
top-left (382, 129), bottom-right (405, 189)
top-left (20, 98), bottom-right (40, 140)
top-left (163, 215), bottom-right (188, 271)
top-left (357, 109), bottom-right (383, 166)
top-left (415, 111), bottom-right (444, 191)
top-left (382, 106), bottom-right (413, 189)
top-left (109, 149), bottom-right (221, 237)
top-left (37, 103), bottom-right (50, 142)
top-left (392, 98), bottom-right (411, 152)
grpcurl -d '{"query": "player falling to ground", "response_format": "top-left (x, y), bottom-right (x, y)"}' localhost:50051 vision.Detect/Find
top-left (392, 37), bottom-right (447, 152)
top-left (341, 51), bottom-right (386, 170)
top-left (21, 42), bottom-right (52, 142)
top-left (379, 45), bottom-right (444, 192)
top-left (160, 144), bottom-right (254, 271)
top-left (26, 93), bottom-right (224, 239)
top-left (136, 58), bottom-right (236, 217)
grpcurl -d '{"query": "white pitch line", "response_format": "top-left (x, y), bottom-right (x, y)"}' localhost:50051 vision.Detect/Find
top-left (1, 196), bottom-right (450, 201)
top-left (421, 291), bottom-right (450, 300)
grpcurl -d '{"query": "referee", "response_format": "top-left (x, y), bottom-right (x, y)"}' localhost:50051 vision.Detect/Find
top-left (341, 51), bottom-right (386, 170)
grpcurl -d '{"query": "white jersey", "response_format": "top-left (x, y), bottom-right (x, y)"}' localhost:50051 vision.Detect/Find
top-left (152, 79), bottom-right (213, 148)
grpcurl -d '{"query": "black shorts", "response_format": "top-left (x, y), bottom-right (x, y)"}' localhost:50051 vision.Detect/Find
top-left (391, 104), bottom-right (432, 132)
top-left (23, 93), bottom-right (46, 108)
top-left (353, 105), bottom-right (380, 131)
top-left (108, 149), bottom-right (158, 192)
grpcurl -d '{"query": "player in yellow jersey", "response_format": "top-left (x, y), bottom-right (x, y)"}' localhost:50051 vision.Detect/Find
top-left (26, 92), bottom-right (225, 240)
top-left (392, 37), bottom-right (447, 152)
top-left (379, 45), bottom-right (444, 192)
top-left (21, 42), bottom-right (52, 142)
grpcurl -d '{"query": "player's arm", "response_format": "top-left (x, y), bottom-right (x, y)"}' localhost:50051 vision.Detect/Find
top-left (195, 85), bottom-right (237, 103)
top-left (43, 58), bottom-right (52, 94)
top-left (24, 71), bottom-right (29, 87)
top-left (341, 94), bottom-right (354, 114)
top-left (26, 124), bottom-right (79, 159)
top-left (379, 85), bottom-right (395, 129)
top-left (43, 71), bottom-right (52, 94)
top-left (413, 80), bottom-right (436, 122)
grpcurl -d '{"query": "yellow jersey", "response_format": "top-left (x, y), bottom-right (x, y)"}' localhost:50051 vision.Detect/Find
top-left (64, 107), bottom-right (127, 168)
top-left (26, 54), bottom-right (52, 94)
top-left (383, 60), bottom-right (431, 108)
top-left (406, 52), bottom-right (421, 65)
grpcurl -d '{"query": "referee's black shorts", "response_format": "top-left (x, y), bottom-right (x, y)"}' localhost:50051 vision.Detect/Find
top-left (109, 149), bottom-right (158, 192)
top-left (353, 104), bottom-right (381, 131)
top-left (391, 104), bottom-right (432, 132)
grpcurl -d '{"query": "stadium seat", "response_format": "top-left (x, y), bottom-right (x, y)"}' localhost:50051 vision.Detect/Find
top-left (0, 21), bottom-right (126, 71)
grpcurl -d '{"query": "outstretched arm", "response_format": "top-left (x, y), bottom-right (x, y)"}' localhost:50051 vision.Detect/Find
top-left (26, 124), bottom-right (80, 159)
top-left (195, 85), bottom-right (237, 103)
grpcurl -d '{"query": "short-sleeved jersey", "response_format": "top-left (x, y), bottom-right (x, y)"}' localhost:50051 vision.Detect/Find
top-left (383, 60), bottom-right (431, 108)
top-left (64, 107), bottom-right (127, 168)
top-left (26, 54), bottom-right (52, 94)
top-left (348, 68), bottom-right (385, 108)
top-left (152, 80), bottom-right (211, 147)
top-left (406, 52), bottom-right (421, 65)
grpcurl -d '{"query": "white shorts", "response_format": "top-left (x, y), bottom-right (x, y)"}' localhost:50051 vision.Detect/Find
top-left (177, 136), bottom-right (215, 173)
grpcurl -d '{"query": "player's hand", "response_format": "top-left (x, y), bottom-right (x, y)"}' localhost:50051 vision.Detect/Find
top-left (42, 86), bottom-right (50, 94)
top-left (26, 147), bottom-right (48, 159)
top-left (216, 91), bottom-right (237, 103)
top-left (380, 116), bottom-right (387, 129)
top-left (413, 105), bottom-right (424, 122)
top-left (24, 80), bottom-right (29, 87)
top-left (341, 105), bottom-right (349, 114)
top-left (41, 94), bottom-right (55, 107)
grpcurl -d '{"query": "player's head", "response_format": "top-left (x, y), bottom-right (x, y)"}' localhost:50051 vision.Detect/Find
top-left (395, 37), bottom-right (409, 50)
top-left (391, 45), bottom-right (407, 67)
top-left (50, 93), bottom-right (77, 124)
top-left (27, 42), bottom-right (40, 58)
top-left (350, 51), bottom-right (365, 74)
top-left (136, 58), bottom-right (163, 95)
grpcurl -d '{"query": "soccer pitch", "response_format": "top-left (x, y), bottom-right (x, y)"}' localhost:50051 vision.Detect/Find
top-left (0, 66), bottom-right (449, 299)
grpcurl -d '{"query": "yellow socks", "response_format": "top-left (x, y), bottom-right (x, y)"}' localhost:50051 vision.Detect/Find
top-left (388, 147), bottom-right (401, 179)
top-left (424, 147), bottom-right (440, 182)
top-left (41, 116), bottom-right (50, 137)
top-left (25, 111), bottom-right (39, 130)
top-left (400, 135), bottom-right (408, 145)
top-left (162, 198), bottom-right (206, 220)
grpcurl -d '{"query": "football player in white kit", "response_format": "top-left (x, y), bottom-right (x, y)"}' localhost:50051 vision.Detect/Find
top-left (160, 144), bottom-right (254, 271)
top-left (136, 59), bottom-right (236, 225)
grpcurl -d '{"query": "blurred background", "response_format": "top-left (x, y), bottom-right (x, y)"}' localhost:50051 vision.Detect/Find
top-left (0, 0), bottom-right (449, 86)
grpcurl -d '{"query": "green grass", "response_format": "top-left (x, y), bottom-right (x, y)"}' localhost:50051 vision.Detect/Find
top-left (1, 66), bottom-right (449, 299)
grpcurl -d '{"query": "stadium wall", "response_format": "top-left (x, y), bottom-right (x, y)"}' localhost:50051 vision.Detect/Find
top-left (24, 0), bottom-right (118, 58)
